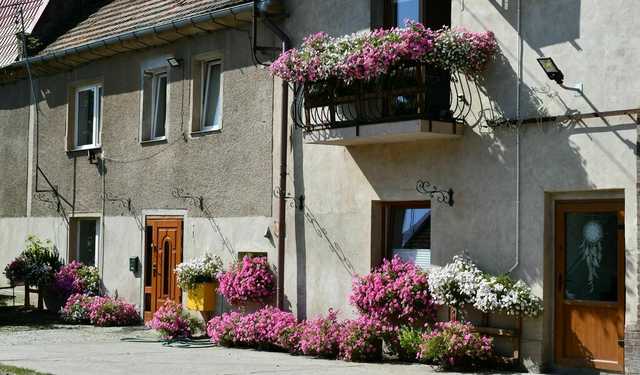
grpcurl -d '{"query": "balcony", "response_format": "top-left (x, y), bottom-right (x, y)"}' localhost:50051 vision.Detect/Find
top-left (295, 64), bottom-right (467, 145)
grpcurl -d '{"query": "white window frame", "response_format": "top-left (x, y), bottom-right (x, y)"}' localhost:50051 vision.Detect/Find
top-left (74, 217), bottom-right (100, 267)
top-left (73, 84), bottom-right (102, 150)
top-left (141, 69), bottom-right (169, 143)
top-left (200, 59), bottom-right (223, 132)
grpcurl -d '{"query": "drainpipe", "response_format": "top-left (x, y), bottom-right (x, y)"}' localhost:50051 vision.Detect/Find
top-left (508, 0), bottom-right (522, 274)
top-left (261, 15), bottom-right (291, 310)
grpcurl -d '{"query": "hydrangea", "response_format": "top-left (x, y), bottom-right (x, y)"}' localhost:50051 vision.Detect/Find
top-left (217, 256), bottom-right (275, 306)
top-left (53, 261), bottom-right (100, 300)
top-left (206, 306), bottom-right (297, 350)
top-left (350, 256), bottom-right (436, 327)
top-left (418, 321), bottom-right (493, 370)
top-left (146, 299), bottom-right (202, 341)
top-left (175, 254), bottom-right (223, 290)
top-left (270, 22), bottom-right (497, 84)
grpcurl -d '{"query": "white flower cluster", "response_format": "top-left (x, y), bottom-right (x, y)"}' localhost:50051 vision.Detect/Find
top-left (429, 255), bottom-right (543, 318)
top-left (175, 253), bottom-right (223, 291)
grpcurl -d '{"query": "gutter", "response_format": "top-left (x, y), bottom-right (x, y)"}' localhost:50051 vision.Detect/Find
top-left (6, 1), bottom-right (254, 69)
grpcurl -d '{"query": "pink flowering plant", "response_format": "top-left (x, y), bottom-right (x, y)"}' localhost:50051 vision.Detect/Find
top-left (53, 261), bottom-right (100, 300)
top-left (217, 256), bottom-right (275, 306)
top-left (207, 306), bottom-right (297, 350)
top-left (337, 317), bottom-right (384, 362)
top-left (60, 293), bottom-right (93, 323)
top-left (270, 22), bottom-right (497, 84)
top-left (418, 321), bottom-right (494, 370)
top-left (295, 309), bottom-right (343, 358)
top-left (146, 299), bottom-right (202, 341)
top-left (60, 294), bottom-right (139, 326)
top-left (350, 256), bottom-right (436, 327)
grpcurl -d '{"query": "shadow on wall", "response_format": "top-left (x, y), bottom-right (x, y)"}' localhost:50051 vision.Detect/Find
top-left (488, 0), bottom-right (582, 53)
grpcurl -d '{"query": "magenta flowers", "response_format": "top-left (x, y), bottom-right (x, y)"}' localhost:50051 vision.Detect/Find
top-left (350, 256), bottom-right (436, 327)
top-left (53, 261), bottom-right (100, 299)
top-left (270, 22), bottom-right (497, 84)
top-left (61, 293), bottom-right (139, 327)
top-left (146, 299), bottom-right (202, 341)
top-left (418, 321), bottom-right (494, 369)
top-left (217, 256), bottom-right (275, 306)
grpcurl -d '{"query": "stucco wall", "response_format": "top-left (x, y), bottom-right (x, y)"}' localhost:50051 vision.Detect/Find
top-left (276, 0), bottom-right (640, 371)
top-left (25, 28), bottom-right (273, 219)
top-left (0, 80), bottom-right (30, 217)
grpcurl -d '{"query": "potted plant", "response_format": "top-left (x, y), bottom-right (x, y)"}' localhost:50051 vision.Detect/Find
top-left (217, 256), bottom-right (275, 309)
top-left (175, 254), bottom-right (223, 312)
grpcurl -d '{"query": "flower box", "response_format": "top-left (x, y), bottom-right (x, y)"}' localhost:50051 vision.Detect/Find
top-left (186, 282), bottom-right (217, 311)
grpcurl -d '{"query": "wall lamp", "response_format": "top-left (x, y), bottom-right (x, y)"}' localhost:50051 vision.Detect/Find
top-left (537, 57), bottom-right (564, 84)
top-left (167, 57), bottom-right (182, 68)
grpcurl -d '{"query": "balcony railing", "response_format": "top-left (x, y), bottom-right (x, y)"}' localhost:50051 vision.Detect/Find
top-left (293, 63), bottom-right (473, 133)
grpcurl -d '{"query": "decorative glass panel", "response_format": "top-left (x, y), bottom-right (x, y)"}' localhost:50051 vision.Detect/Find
top-left (77, 220), bottom-right (97, 266)
top-left (76, 89), bottom-right (95, 146)
top-left (163, 240), bottom-right (170, 295)
top-left (390, 207), bottom-right (431, 269)
top-left (564, 212), bottom-right (618, 301)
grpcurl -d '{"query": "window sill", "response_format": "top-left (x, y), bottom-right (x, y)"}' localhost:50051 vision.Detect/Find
top-left (67, 146), bottom-right (101, 155)
top-left (140, 137), bottom-right (167, 145)
top-left (191, 129), bottom-right (221, 137)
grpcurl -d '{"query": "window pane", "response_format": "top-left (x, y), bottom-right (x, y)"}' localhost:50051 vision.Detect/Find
top-left (154, 75), bottom-right (167, 138)
top-left (203, 62), bottom-right (222, 130)
top-left (394, 0), bottom-right (420, 26)
top-left (77, 220), bottom-right (97, 266)
top-left (97, 87), bottom-right (102, 145)
top-left (564, 212), bottom-right (619, 301)
top-left (389, 206), bottom-right (431, 269)
top-left (76, 89), bottom-right (95, 146)
top-left (141, 75), bottom-right (154, 140)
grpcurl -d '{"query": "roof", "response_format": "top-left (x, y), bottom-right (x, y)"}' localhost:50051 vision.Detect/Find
top-left (0, 0), bottom-right (49, 67)
top-left (40, 0), bottom-right (248, 55)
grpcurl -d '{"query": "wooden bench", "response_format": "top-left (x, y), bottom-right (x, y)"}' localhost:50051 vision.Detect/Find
top-left (0, 285), bottom-right (16, 306)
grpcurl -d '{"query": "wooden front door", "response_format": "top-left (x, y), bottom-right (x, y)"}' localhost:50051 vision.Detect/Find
top-left (555, 200), bottom-right (625, 372)
top-left (143, 217), bottom-right (183, 322)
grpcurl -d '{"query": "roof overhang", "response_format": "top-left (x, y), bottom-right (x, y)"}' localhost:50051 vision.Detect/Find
top-left (0, 1), bottom-right (254, 83)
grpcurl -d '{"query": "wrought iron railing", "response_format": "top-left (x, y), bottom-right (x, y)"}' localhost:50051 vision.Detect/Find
top-left (292, 63), bottom-right (474, 131)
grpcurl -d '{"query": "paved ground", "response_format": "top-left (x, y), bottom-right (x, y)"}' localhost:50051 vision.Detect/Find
top-left (0, 323), bottom-right (525, 375)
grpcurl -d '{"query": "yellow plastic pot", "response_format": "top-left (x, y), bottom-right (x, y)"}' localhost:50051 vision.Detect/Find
top-left (186, 282), bottom-right (217, 311)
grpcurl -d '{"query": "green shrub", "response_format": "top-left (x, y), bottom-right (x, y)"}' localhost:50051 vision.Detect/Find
top-left (397, 326), bottom-right (425, 362)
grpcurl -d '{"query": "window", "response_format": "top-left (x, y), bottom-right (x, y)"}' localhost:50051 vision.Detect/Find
top-left (71, 218), bottom-right (100, 266)
top-left (141, 70), bottom-right (168, 142)
top-left (372, 201), bottom-right (431, 270)
top-left (200, 60), bottom-right (223, 131)
top-left (383, 0), bottom-right (451, 29)
top-left (73, 84), bottom-right (102, 150)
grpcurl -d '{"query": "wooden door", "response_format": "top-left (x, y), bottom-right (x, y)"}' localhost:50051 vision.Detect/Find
top-left (143, 217), bottom-right (182, 322)
top-left (555, 201), bottom-right (625, 372)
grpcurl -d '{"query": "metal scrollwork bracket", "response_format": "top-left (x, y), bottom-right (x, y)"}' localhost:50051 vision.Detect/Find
top-left (416, 180), bottom-right (454, 207)
top-left (104, 192), bottom-right (132, 212)
top-left (172, 188), bottom-right (204, 210)
top-left (274, 187), bottom-right (305, 210)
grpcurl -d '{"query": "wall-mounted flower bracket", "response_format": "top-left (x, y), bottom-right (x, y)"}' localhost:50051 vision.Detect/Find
top-left (104, 192), bottom-right (132, 212)
top-left (416, 180), bottom-right (454, 207)
top-left (172, 187), bottom-right (204, 211)
top-left (273, 187), bottom-right (304, 210)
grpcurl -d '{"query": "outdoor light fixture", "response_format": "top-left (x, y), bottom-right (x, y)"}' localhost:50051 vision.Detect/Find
top-left (537, 57), bottom-right (564, 84)
top-left (167, 57), bottom-right (182, 67)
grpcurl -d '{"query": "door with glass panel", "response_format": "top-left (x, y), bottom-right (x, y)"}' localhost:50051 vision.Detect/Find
top-left (554, 201), bottom-right (624, 372)
top-left (143, 217), bottom-right (182, 322)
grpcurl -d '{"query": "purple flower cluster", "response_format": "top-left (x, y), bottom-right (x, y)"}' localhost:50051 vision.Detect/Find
top-left (217, 256), bottom-right (275, 306)
top-left (60, 293), bottom-right (139, 327)
top-left (146, 299), bottom-right (202, 340)
top-left (418, 321), bottom-right (493, 369)
top-left (3, 258), bottom-right (27, 286)
top-left (271, 22), bottom-right (497, 84)
top-left (350, 256), bottom-right (436, 327)
top-left (52, 261), bottom-right (100, 300)
top-left (207, 306), bottom-right (297, 350)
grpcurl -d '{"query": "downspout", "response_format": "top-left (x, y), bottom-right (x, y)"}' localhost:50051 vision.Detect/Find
top-left (509, 0), bottom-right (522, 274)
top-left (261, 16), bottom-right (291, 310)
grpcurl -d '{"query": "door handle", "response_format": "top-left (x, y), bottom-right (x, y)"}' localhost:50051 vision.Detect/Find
top-left (152, 264), bottom-right (157, 276)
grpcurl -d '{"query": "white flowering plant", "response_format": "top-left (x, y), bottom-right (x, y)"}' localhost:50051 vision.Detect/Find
top-left (175, 254), bottom-right (223, 291)
top-left (429, 255), bottom-right (543, 318)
